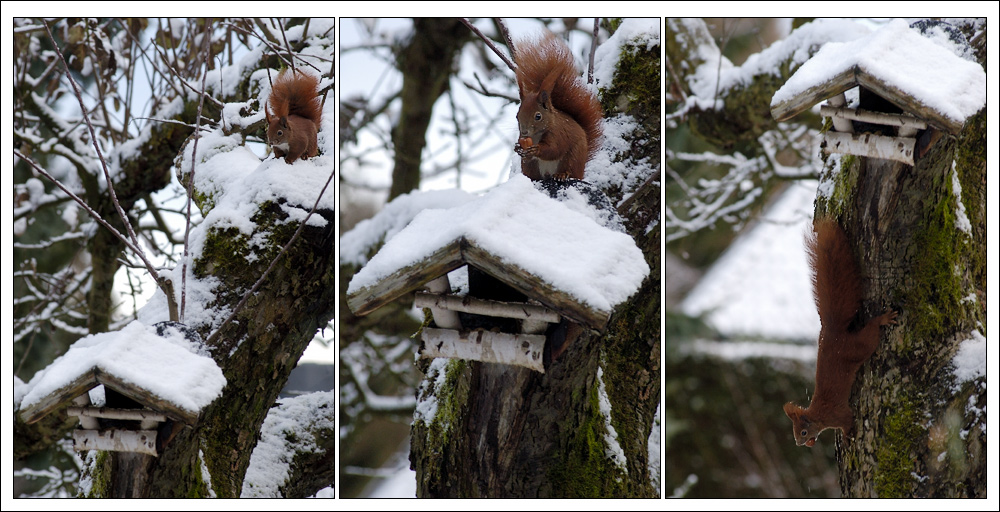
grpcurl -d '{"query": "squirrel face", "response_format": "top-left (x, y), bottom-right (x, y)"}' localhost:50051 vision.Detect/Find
top-left (517, 90), bottom-right (553, 141)
top-left (783, 402), bottom-right (821, 447)
top-left (268, 117), bottom-right (292, 152)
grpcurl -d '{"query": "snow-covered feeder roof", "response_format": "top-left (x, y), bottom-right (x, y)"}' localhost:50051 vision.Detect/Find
top-left (19, 321), bottom-right (226, 425)
top-left (346, 175), bottom-right (650, 331)
top-left (771, 19), bottom-right (986, 134)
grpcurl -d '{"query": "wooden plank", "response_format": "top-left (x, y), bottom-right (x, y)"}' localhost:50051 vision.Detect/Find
top-left (463, 242), bottom-right (609, 330)
top-left (419, 327), bottom-right (546, 373)
top-left (20, 371), bottom-right (100, 424)
top-left (771, 66), bottom-right (858, 122)
top-left (67, 407), bottom-right (168, 422)
top-left (347, 240), bottom-right (465, 316)
top-left (820, 105), bottom-right (928, 130)
top-left (414, 292), bottom-right (562, 324)
top-left (73, 429), bottom-right (159, 456)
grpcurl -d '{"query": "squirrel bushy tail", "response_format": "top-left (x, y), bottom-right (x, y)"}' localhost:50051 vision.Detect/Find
top-left (514, 33), bottom-right (603, 163)
top-left (807, 218), bottom-right (864, 330)
top-left (267, 70), bottom-right (322, 124)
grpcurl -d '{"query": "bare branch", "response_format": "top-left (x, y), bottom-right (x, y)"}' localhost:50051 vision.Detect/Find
top-left (588, 18), bottom-right (599, 84)
top-left (461, 18), bottom-right (515, 72)
top-left (495, 18), bottom-right (516, 63)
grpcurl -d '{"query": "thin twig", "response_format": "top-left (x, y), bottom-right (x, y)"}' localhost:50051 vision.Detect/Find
top-left (588, 18), bottom-right (599, 84)
top-left (461, 74), bottom-right (518, 102)
top-left (275, 18), bottom-right (295, 73)
top-left (128, 20), bottom-right (224, 110)
top-left (446, 87), bottom-right (463, 189)
top-left (663, 53), bottom-right (688, 105)
top-left (495, 18), bottom-right (515, 63)
top-left (14, 150), bottom-right (154, 275)
top-left (43, 22), bottom-right (167, 299)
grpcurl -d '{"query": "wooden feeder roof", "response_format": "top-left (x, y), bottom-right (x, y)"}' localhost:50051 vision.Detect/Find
top-left (771, 19), bottom-right (986, 135)
top-left (18, 321), bottom-right (226, 425)
top-left (350, 236), bottom-right (609, 330)
top-left (20, 367), bottom-right (199, 425)
top-left (346, 177), bottom-right (649, 332)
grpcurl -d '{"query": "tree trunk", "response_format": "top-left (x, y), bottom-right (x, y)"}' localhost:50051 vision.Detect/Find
top-left (389, 19), bottom-right (472, 201)
top-left (817, 106), bottom-right (986, 497)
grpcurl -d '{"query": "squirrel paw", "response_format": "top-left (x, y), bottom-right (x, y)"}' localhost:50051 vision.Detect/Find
top-left (878, 309), bottom-right (899, 326)
top-left (553, 172), bottom-right (571, 181)
top-left (515, 143), bottom-right (538, 158)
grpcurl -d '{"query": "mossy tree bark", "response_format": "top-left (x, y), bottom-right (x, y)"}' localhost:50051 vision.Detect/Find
top-left (408, 22), bottom-right (661, 498)
top-left (814, 23), bottom-right (986, 498)
top-left (818, 107), bottom-right (986, 499)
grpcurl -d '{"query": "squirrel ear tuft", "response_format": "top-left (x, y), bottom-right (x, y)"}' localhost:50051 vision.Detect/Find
top-left (783, 402), bottom-right (800, 418)
top-left (538, 90), bottom-right (551, 109)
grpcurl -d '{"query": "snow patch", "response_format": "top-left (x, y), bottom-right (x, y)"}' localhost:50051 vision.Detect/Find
top-left (242, 391), bottom-right (335, 497)
top-left (414, 358), bottom-right (450, 427)
top-left (597, 366), bottom-right (628, 478)
top-left (951, 161), bottom-right (971, 236)
top-left (592, 18), bottom-right (661, 92)
top-left (199, 449), bottom-right (216, 498)
top-left (647, 403), bottom-right (661, 496)
top-left (340, 188), bottom-right (476, 267)
top-left (951, 330), bottom-right (986, 391)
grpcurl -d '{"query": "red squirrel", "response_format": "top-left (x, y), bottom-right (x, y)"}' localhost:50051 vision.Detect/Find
top-left (513, 34), bottom-right (603, 181)
top-left (265, 70), bottom-right (322, 164)
top-left (783, 218), bottom-right (898, 447)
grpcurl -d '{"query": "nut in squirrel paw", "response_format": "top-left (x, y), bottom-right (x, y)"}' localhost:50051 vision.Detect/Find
top-left (515, 137), bottom-right (538, 157)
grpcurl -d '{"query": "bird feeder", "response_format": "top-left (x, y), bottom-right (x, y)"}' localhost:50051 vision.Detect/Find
top-left (346, 177), bottom-right (648, 373)
top-left (771, 19), bottom-right (986, 166)
top-left (18, 321), bottom-right (225, 456)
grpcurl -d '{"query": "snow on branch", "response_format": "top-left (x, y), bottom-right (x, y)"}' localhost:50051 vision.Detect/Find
top-left (664, 149), bottom-right (765, 243)
top-left (242, 390), bottom-right (335, 498)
